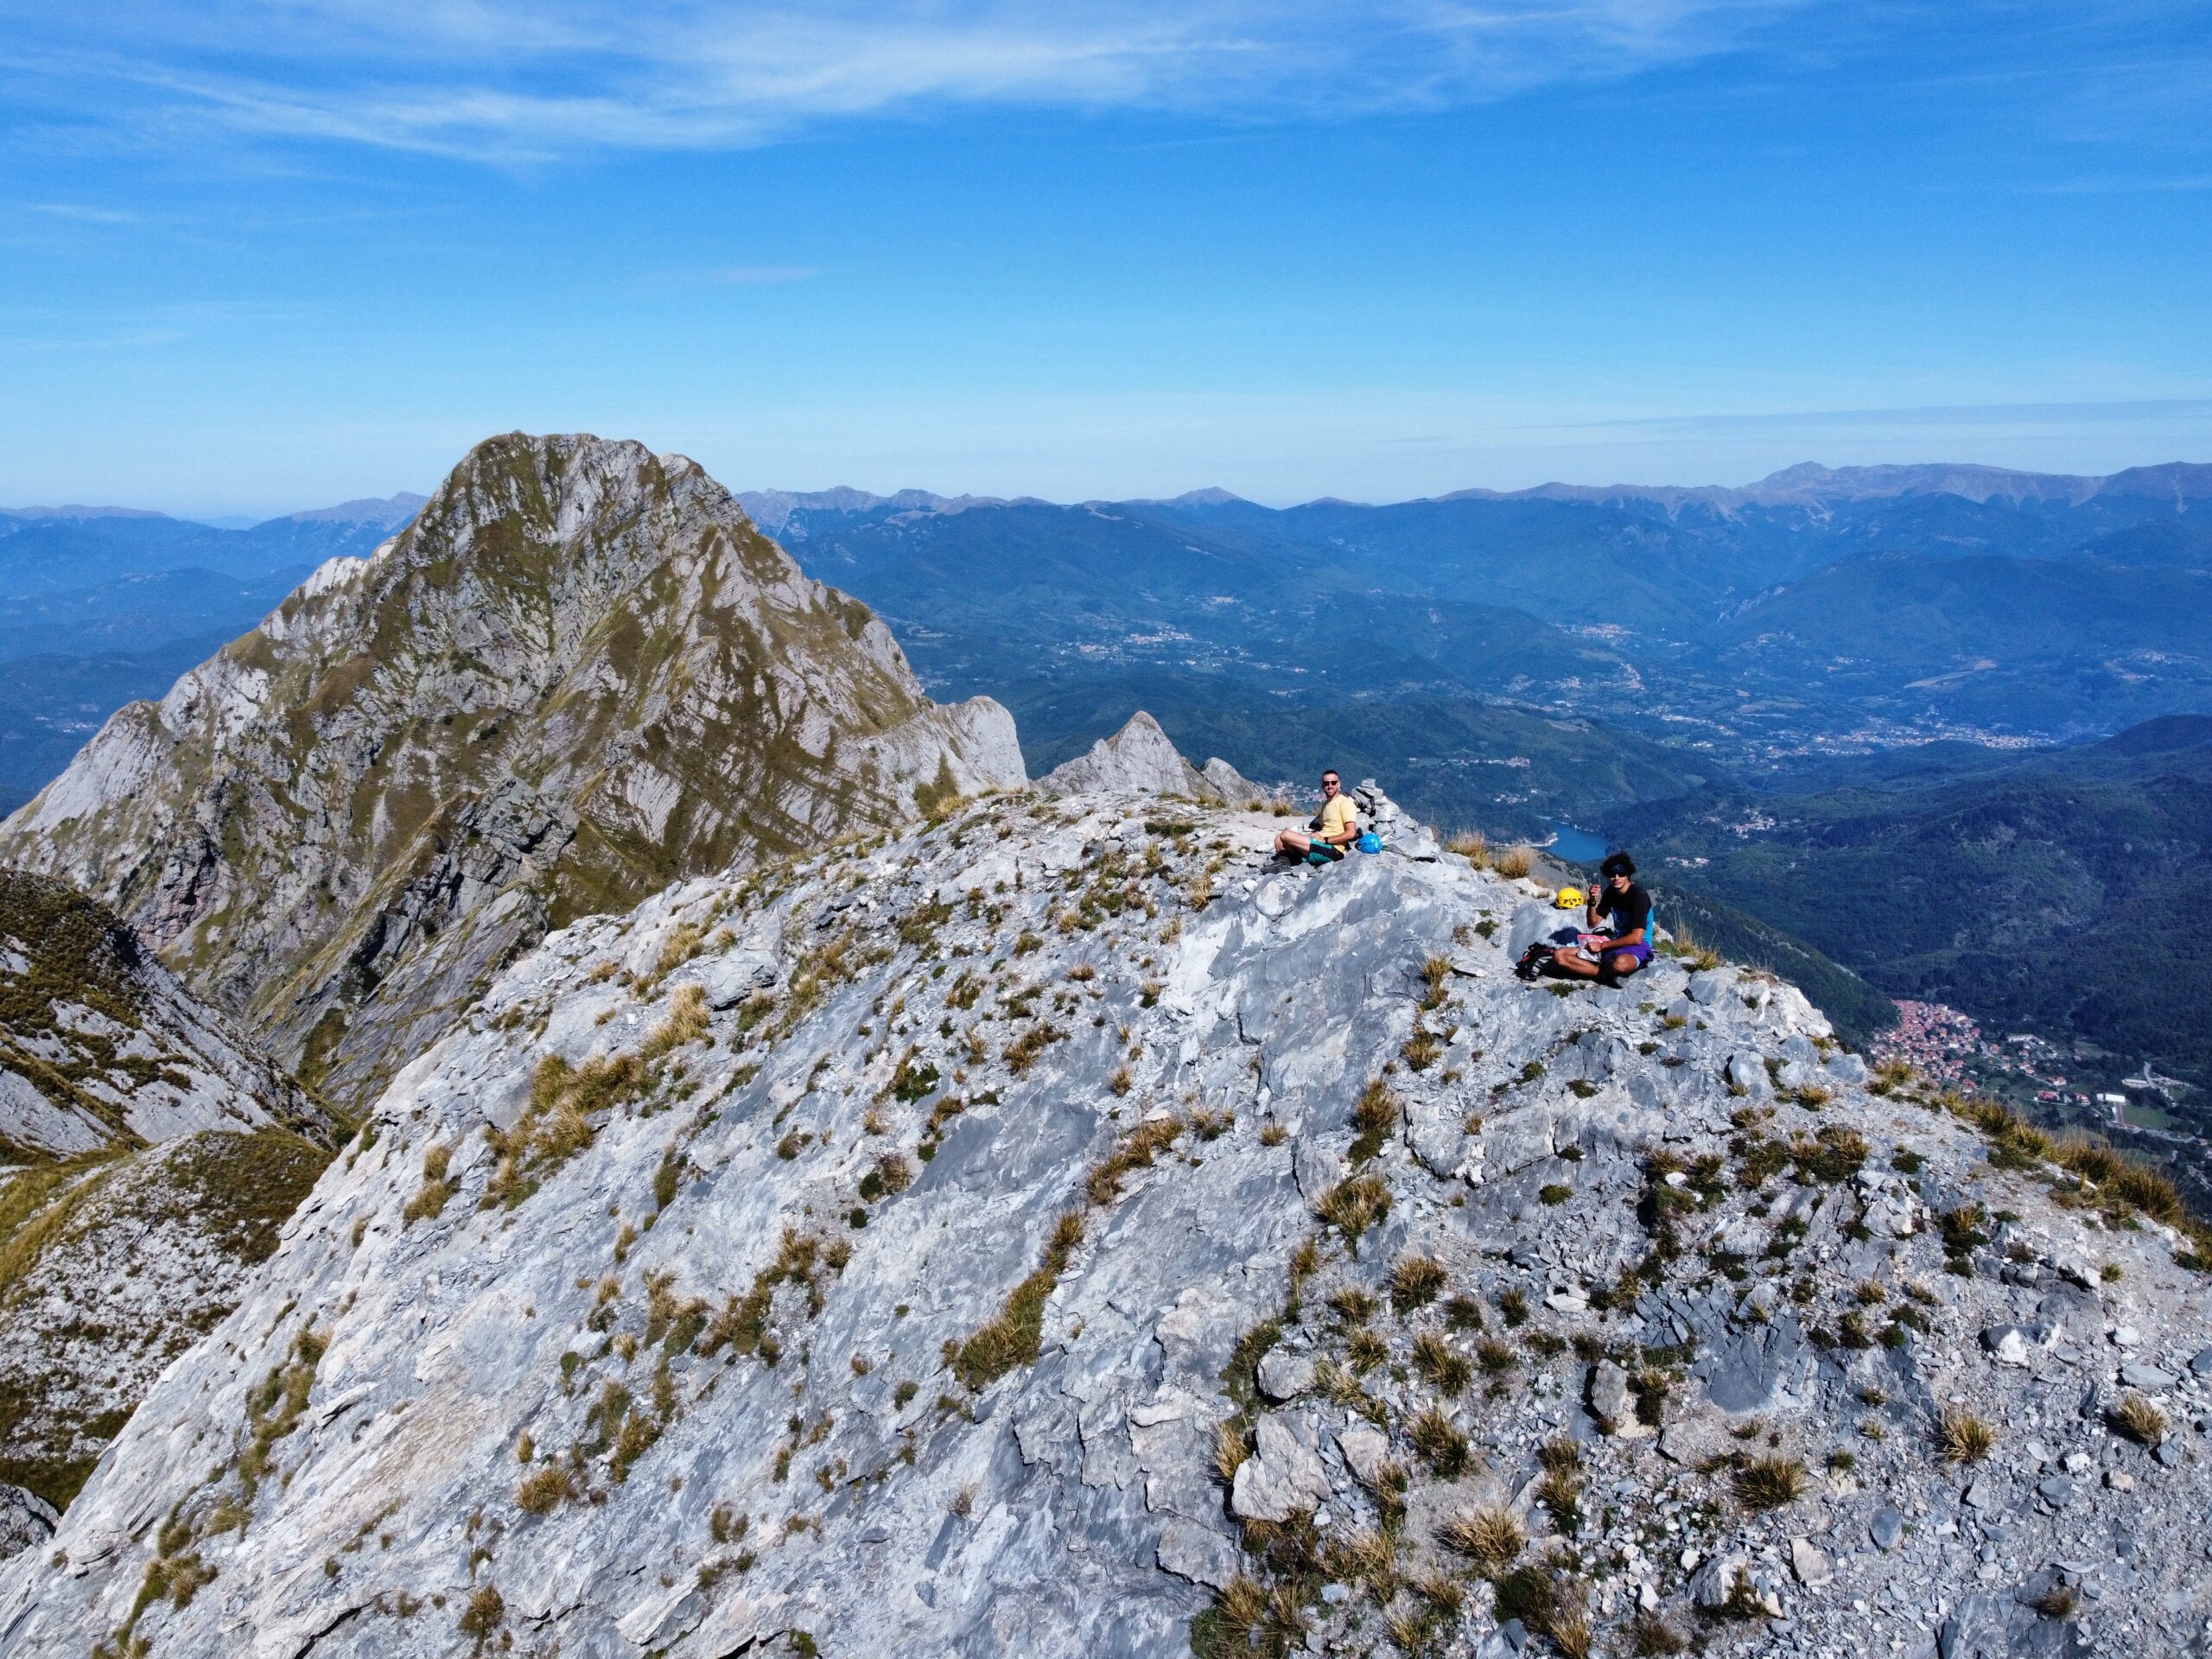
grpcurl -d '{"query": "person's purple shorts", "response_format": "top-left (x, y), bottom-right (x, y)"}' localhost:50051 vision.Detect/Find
top-left (1579, 937), bottom-right (1650, 972)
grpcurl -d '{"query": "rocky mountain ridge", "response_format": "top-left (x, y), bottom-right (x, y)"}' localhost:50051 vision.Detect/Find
top-left (0, 433), bottom-right (1024, 1112)
top-left (3, 766), bottom-right (2204, 1658)
top-left (0, 869), bottom-right (339, 1529)
top-left (0, 869), bottom-right (327, 1163)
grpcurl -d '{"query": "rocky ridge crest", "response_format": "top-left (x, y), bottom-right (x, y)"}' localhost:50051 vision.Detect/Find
top-left (1041, 711), bottom-right (1266, 807)
top-left (3, 767), bottom-right (2206, 1658)
top-left (0, 434), bottom-right (1023, 1112)
top-left (0, 869), bottom-right (327, 1162)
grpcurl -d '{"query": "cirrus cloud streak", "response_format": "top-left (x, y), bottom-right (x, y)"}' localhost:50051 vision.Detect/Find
top-left (0, 0), bottom-right (1805, 162)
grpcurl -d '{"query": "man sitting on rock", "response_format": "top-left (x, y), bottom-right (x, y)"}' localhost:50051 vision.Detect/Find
top-left (1274, 771), bottom-right (1358, 865)
top-left (1535, 852), bottom-right (1653, 983)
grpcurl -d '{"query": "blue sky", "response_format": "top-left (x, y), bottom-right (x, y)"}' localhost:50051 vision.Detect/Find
top-left (3, 1), bottom-right (2209, 516)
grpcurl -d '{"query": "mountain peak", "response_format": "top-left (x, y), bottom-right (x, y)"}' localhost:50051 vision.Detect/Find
top-left (0, 431), bottom-right (1024, 1110)
top-left (1039, 710), bottom-right (1221, 800)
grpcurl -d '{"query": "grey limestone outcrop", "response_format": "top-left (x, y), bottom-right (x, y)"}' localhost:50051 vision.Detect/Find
top-left (1039, 711), bottom-right (1221, 801)
top-left (3, 785), bottom-right (2208, 1657)
top-left (0, 870), bottom-right (340, 1540)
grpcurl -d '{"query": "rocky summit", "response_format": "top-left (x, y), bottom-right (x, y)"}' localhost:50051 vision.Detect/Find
top-left (1039, 712), bottom-right (1263, 808)
top-left (0, 433), bottom-right (1024, 1114)
top-left (3, 772), bottom-right (2206, 1659)
top-left (0, 869), bottom-right (338, 1537)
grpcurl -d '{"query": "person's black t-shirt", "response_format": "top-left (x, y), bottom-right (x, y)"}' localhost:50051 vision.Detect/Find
top-left (1596, 880), bottom-right (1652, 941)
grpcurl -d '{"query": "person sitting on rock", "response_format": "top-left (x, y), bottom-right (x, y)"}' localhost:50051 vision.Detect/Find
top-left (1274, 771), bottom-right (1358, 865)
top-left (1546, 852), bottom-right (1653, 983)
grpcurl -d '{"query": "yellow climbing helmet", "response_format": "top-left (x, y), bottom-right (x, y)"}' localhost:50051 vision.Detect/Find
top-left (1554, 886), bottom-right (1584, 910)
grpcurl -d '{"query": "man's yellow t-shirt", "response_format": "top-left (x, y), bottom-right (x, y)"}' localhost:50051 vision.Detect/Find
top-left (1317, 794), bottom-right (1358, 844)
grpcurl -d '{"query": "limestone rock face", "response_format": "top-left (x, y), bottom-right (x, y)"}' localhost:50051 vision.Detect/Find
top-left (1200, 757), bottom-right (1268, 808)
top-left (0, 870), bottom-right (329, 1161)
top-left (0, 1490), bottom-right (56, 1566)
top-left (0, 434), bottom-right (1023, 1111)
top-left (3, 791), bottom-right (2209, 1657)
top-left (0, 1128), bottom-right (330, 1532)
top-left (0, 870), bottom-right (337, 1534)
top-left (1039, 711), bottom-right (1218, 801)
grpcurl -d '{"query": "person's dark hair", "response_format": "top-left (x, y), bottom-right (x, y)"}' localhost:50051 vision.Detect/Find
top-left (1321, 771), bottom-right (1339, 784)
top-left (1599, 852), bottom-right (1636, 879)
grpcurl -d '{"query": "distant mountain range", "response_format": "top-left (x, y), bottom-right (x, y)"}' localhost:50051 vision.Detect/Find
top-left (0, 494), bottom-right (429, 810)
top-left (10, 454), bottom-right (2212, 1109)
top-left (738, 459), bottom-right (2212, 523)
top-left (746, 456), bottom-right (2212, 783)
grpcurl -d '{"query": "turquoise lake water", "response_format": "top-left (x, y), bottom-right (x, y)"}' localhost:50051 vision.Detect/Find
top-left (1547, 824), bottom-right (1610, 864)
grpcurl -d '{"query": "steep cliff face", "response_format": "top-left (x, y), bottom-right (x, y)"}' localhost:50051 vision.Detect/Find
top-left (0, 870), bottom-right (327, 1163)
top-left (0, 869), bottom-right (336, 1524)
top-left (0, 435), bottom-right (1024, 1111)
top-left (4, 777), bottom-right (2206, 1658)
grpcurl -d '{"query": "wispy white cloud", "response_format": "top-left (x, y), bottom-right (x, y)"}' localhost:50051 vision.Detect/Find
top-left (1545, 398), bottom-right (2212, 434)
top-left (701, 265), bottom-right (817, 285)
top-left (21, 200), bottom-right (141, 223)
top-left (632, 264), bottom-right (821, 291)
top-left (0, 0), bottom-right (1805, 162)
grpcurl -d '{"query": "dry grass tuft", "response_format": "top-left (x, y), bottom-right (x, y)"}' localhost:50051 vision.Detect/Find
top-left (1449, 830), bottom-right (1491, 868)
top-left (1328, 1528), bottom-right (1399, 1602)
top-left (402, 1142), bottom-right (453, 1225)
top-left (1631, 1614), bottom-right (1688, 1655)
top-left (1349, 1079), bottom-right (1398, 1162)
top-left (1408, 1405), bottom-right (1471, 1478)
top-left (1346, 1328), bottom-right (1389, 1373)
top-left (1440, 1504), bottom-right (1524, 1566)
top-left (1388, 1252), bottom-right (1448, 1314)
top-left (1938, 1407), bottom-right (1996, 1465)
top-left (1733, 1455), bottom-right (1808, 1512)
top-left (515, 1464), bottom-right (577, 1515)
top-left (1410, 1332), bottom-right (1472, 1396)
top-left (1213, 1420), bottom-right (1252, 1483)
top-left (1492, 843), bottom-right (1535, 880)
top-left (1315, 1173), bottom-right (1391, 1245)
top-left (1086, 1118), bottom-right (1182, 1205)
top-left (2110, 1392), bottom-right (2166, 1446)
top-left (1548, 1606), bottom-right (1593, 1659)
top-left (642, 984), bottom-right (711, 1059)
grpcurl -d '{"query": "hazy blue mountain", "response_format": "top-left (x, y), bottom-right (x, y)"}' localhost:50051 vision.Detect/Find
top-left (776, 460), bottom-right (2212, 773)
top-left (1700, 551), bottom-right (2212, 736)
top-left (0, 633), bottom-right (240, 815)
top-left (0, 495), bottom-right (425, 806)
